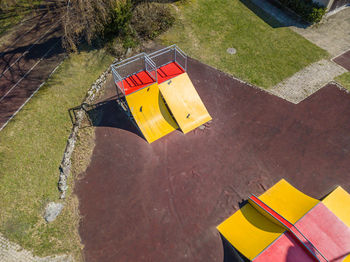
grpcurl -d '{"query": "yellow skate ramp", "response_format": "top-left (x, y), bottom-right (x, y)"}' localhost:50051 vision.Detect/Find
top-left (343, 255), bottom-right (350, 262)
top-left (217, 203), bottom-right (285, 260)
top-left (259, 179), bottom-right (319, 223)
top-left (322, 186), bottom-right (350, 228)
top-left (125, 83), bottom-right (178, 143)
top-left (159, 73), bottom-right (212, 134)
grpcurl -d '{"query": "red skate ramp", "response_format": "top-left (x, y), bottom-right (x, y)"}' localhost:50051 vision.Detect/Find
top-left (76, 57), bottom-right (350, 262)
top-left (322, 186), bottom-right (350, 227)
top-left (295, 203), bottom-right (350, 262)
top-left (255, 203), bottom-right (350, 262)
top-left (157, 61), bottom-right (185, 84)
top-left (121, 70), bottom-right (155, 95)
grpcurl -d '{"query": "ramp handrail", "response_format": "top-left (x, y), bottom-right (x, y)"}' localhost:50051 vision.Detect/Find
top-left (111, 52), bottom-right (157, 95)
top-left (148, 44), bottom-right (187, 72)
top-left (249, 195), bottom-right (328, 262)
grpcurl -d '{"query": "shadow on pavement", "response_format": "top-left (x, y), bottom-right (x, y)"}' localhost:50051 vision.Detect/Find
top-left (240, 0), bottom-right (308, 28)
top-left (69, 97), bottom-right (144, 140)
top-left (220, 234), bottom-right (248, 262)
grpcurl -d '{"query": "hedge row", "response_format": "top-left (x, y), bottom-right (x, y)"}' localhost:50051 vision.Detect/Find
top-left (278, 0), bottom-right (326, 23)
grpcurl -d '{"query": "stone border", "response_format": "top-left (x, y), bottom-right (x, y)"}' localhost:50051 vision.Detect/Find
top-left (57, 51), bottom-right (128, 200)
top-left (330, 80), bottom-right (350, 94)
top-left (58, 66), bottom-right (112, 199)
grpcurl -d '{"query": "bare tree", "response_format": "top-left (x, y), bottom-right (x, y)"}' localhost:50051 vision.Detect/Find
top-left (61, 0), bottom-right (116, 51)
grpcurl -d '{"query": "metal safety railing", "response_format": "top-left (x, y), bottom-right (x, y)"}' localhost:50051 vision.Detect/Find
top-left (111, 45), bottom-right (188, 95)
top-left (111, 52), bottom-right (157, 95)
top-left (148, 44), bottom-right (187, 72)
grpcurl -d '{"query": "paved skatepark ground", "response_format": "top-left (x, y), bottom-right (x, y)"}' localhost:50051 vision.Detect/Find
top-left (334, 50), bottom-right (350, 71)
top-left (76, 57), bottom-right (350, 262)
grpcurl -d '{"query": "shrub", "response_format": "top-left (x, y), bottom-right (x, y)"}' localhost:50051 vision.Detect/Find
top-left (104, 0), bottom-right (133, 38)
top-left (131, 2), bottom-right (175, 40)
top-left (278, 0), bottom-right (326, 23)
top-left (307, 6), bottom-right (326, 23)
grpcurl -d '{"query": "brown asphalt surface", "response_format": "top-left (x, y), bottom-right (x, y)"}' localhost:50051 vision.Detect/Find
top-left (0, 10), bottom-right (65, 129)
top-left (76, 57), bottom-right (350, 262)
top-left (334, 50), bottom-right (350, 71)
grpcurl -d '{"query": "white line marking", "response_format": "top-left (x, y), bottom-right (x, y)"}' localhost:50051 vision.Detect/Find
top-left (0, 54), bottom-right (65, 132)
top-left (0, 39), bottom-right (60, 102)
top-left (0, 18), bottom-right (62, 78)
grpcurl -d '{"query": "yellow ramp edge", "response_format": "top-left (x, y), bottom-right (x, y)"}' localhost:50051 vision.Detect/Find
top-left (248, 198), bottom-right (289, 230)
top-left (217, 203), bottom-right (285, 260)
top-left (258, 179), bottom-right (319, 224)
top-left (125, 83), bottom-right (178, 143)
top-left (322, 186), bottom-right (350, 228)
top-left (159, 73), bottom-right (212, 134)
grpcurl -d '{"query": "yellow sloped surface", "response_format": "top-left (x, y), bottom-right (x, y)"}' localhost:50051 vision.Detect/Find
top-left (125, 83), bottom-right (178, 143)
top-left (259, 179), bottom-right (319, 223)
top-left (343, 254), bottom-right (350, 262)
top-left (322, 186), bottom-right (350, 228)
top-left (217, 203), bottom-right (285, 260)
top-left (159, 73), bottom-right (212, 134)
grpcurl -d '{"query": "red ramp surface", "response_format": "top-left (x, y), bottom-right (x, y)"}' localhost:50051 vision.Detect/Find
top-left (157, 61), bottom-right (185, 84)
top-left (255, 203), bottom-right (350, 262)
top-left (121, 71), bottom-right (155, 95)
top-left (119, 62), bottom-right (185, 95)
top-left (295, 203), bottom-right (350, 262)
top-left (254, 232), bottom-right (315, 262)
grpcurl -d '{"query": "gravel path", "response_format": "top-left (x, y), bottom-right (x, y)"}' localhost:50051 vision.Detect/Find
top-left (0, 234), bottom-right (72, 262)
top-left (268, 59), bottom-right (347, 103)
top-left (247, 1), bottom-right (349, 102)
top-left (292, 7), bottom-right (350, 57)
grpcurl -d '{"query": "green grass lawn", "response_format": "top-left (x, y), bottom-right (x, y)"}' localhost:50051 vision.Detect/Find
top-left (0, 48), bottom-right (113, 259)
top-left (335, 72), bottom-right (350, 90)
top-left (0, 0), bottom-right (42, 36)
top-left (160, 0), bottom-right (328, 88)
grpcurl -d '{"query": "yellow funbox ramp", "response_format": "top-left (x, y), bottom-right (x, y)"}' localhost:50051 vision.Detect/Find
top-left (259, 179), bottom-right (319, 223)
top-left (125, 83), bottom-right (178, 143)
top-left (217, 203), bottom-right (285, 260)
top-left (159, 73), bottom-right (212, 134)
top-left (322, 186), bottom-right (350, 228)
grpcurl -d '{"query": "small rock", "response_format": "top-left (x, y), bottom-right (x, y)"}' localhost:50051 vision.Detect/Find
top-left (199, 125), bottom-right (206, 130)
top-left (126, 48), bottom-right (132, 57)
top-left (44, 202), bottom-right (64, 223)
top-left (227, 47), bottom-right (237, 55)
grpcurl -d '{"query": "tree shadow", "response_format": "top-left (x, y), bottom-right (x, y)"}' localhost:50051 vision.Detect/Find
top-left (239, 0), bottom-right (308, 28)
top-left (0, 35), bottom-right (64, 87)
top-left (69, 96), bottom-right (145, 141)
top-left (220, 234), bottom-right (249, 262)
top-left (0, 29), bottom-right (62, 60)
top-left (0, 1), bottom-right (62, 36)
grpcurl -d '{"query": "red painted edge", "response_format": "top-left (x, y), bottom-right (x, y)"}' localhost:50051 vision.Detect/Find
top-left (249, 195), bottom-right (293, 228)
top-left (249, 196), bottom-right (324, 262)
